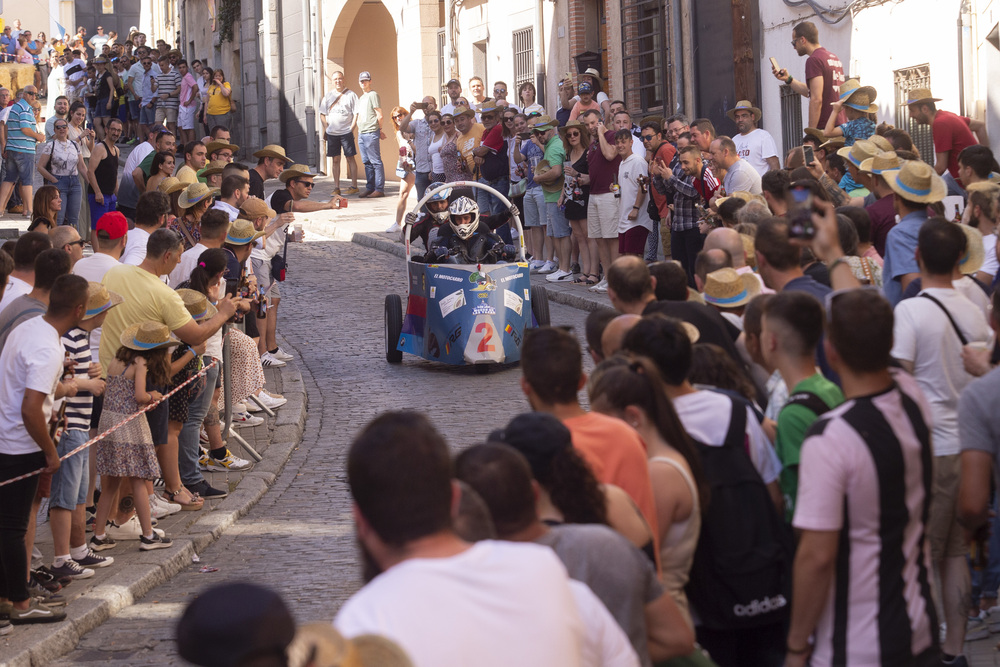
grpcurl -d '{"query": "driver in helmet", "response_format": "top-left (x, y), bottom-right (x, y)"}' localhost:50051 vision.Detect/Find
top-left (404, 182), bottom-right (452, 249)
top-left (424, 196), bottom-right (518, 264)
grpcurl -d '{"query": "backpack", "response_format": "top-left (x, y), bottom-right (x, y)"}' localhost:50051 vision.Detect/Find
top-left (685, 396), bottom-right (794, 630)
top-left (784, 390), bottom-right (834, 418)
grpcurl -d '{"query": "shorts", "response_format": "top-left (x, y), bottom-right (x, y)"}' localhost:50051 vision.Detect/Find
top-left (3, 151), bottom-right (34, 184)
top-left (94, 97), bottom-right (111, 118)
top-left (178, 105), bottom-right (196, 130)
top-left (139, 104), bottom-right (156, 125)
top-left (523, 187), bottom-right (546, 228)
top-left (545, 202), bottom-right (571, 239)
top-left (49, 429), bottom-right (89, 510)
top-left (117, 103), bottom-right (128, 124)
top-left (619, 225), bottom-right (649, 255)
top-left (251, 257), bottom-right (281, 298)
top-left (927, 453), bottom-right (966, 562)
top-left (34, 471), bottom-right (52, 500)
top-left (155, 105), bottom-right (179, 124)
top-left (146, 379), bottom-right (169, 445)
top-left (326, 133), bottom-right (357, 158)
top-left (128, 99), bottom-right (141, 118)
top-left (587, 192), bottom-right (620, 239)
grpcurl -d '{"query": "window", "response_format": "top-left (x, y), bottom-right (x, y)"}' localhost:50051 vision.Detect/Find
top-left (780, 84), bottom-right (803, 153)
top-left (513, 27), bottom-right (533, 92)
top-left (894, 65), bottom-right (934, 165)
top-left (473, 41), bottom-right (487, 89)
top-left (438, 29), bottom-right (446, 103)
top-left (620, 0), bottom-right (667, 114)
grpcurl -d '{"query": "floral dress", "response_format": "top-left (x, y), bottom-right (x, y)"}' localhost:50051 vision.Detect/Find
top-left (95, 366), bottom-right (162, 480)
top-left (441, 136), bottom-right (471, 183)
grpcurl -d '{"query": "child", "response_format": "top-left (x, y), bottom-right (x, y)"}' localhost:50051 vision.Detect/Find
top-left (823, 79), bottom-right (877, 147)
top-left (91, 322), bottom-right (177, 551)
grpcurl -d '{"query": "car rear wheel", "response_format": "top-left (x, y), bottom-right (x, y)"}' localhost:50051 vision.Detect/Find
top-left (530, 285), bottom-right (550, 327)
top-left (385, 294), bottom-right (403, 363)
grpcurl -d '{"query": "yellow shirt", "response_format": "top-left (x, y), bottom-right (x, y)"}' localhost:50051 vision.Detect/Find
top-left (206, 82), bottom-right (232, 116)
top-left (457, 124), bottom-right (484, 175)
top-left (99, 264), bottom-right (193, 374)
top-left (175, 164), bottom-right (199, 184)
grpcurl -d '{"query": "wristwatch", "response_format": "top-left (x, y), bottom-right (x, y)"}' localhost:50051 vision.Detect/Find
top-left (785, 74), bottom-right (794, 85)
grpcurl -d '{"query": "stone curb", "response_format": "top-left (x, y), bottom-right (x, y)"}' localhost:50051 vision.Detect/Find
top-left (1, 360), bottom-right (308, 667)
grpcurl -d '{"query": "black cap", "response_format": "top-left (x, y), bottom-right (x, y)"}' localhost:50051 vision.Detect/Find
top-left (176, 582), bottom-right (296, 667)
top-left (487, 412), bottom-right (572, 480)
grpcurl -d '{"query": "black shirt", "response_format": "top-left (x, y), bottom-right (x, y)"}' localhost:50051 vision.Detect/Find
top-left (642, 299), bottom-right (743, 362)
top-left (271, 188), bottom-right (294, 214)
top-left (248, 169), bottom-right (265, 200)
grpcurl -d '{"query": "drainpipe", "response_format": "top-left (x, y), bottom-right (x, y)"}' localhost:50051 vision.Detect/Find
top-left (958, 0), bottom-right (973, 117)
top-left (680, 0), bottom-right (695, 114)
top-left (445, 0), bottom-right (456, 89)
top-left (302, 0), bottom-right (318, 168)
top-left (535, 0), bottom-right (546, 108)
top-left (669, 0), bottom-right (682, 113)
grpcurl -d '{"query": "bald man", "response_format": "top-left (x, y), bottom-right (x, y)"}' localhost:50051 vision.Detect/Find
top-left (694, 248), bottom-right (733, 292)
top-left (601, 314), bottom-right (641, 359)
top-left (50, 226), bottom-right (85, 268)
top-left (703, 227), bottom-right (771, 293)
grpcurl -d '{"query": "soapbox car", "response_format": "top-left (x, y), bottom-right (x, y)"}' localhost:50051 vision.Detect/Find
top-left (384, 181), bottom-right (550, 370)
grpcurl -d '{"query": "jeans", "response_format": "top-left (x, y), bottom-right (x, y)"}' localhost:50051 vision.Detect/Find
top-left (672, 227), bottom-right (706, 287)
top-left (88, 193), bottom-right (117, 229)
top-left (415, 171), bottom-right (431, 201)
top-left (644, 220), bottom-right (659, 262)
top-left (178, 359), bottom-right (219, 488)
top-left (358, 131), bottom-right (384, 192)
top-left (0, 451), bottom-right (45, 602)
top-left (476, 176), bottom-right (509, 217)
top-left (55, 174), bottom-right (82, 228)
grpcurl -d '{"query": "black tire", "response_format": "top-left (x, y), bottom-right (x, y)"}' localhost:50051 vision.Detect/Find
top-left (530, 285), bottom-right (550, 327)
top-left (385, 294), bottom-right (403, 363)
top-left (475, 364), bottom-right (490, 375)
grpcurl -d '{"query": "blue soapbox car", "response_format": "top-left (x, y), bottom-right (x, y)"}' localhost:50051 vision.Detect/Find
top-left (384, 181), bottom-right (550, 370)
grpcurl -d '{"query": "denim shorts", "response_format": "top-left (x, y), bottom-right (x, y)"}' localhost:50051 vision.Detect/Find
top-left (2, 150), bottom-right (34, 184)
top-left (94, 97), bottom-right (111, 118)
top-left (128, 99), bottom-right (140, 118)
top-left (49, 429), bottom-right (89, 510)
top-left (545, 202), bottom-right (571, 238)
top-left (139, 104), bottom-right (156, 125)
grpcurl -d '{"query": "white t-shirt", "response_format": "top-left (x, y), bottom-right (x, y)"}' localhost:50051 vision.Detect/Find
top-left (569, 580), bottom-right (641, 667)
top-left (954, 276), bottom-right (991, 320)
top-left (121, 227), bottom-right (152, 265)
top-left (631, 135), bottom-right (646, 160)
top-left (334, 540), bottom-right (585, 667)
top-left (617, 153), bottom-right (653, 234)
top-left (122, 141), bottom-right (156, 181)
top-left (318, 88), bottom-right (358, 136)
top-left (981, 233), bottom-right (998, 279)
top-left (169, 242), bottom-right (209, 288)
top-left (733, 128), bottom-right (778, 176)
top-left (0, 276), bottom-right (32, 314)
top-left (673, 389), bottom-right (783, 484)
top-left (73, 252), bottom-right (121, 358)
top-left (891, 288), bottom-right (992, 456)
top-left (0, 317), bottom-right (64, 455)
top-left (211, 200), bottom-right (240, 222)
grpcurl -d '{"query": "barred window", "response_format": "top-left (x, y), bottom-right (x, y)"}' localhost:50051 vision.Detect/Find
top-left (513, 27), bottom-right (534, 91)
top-left (620, 0), bottom-right (667, 115)
top-left (780, 84), bottom-right (803, 153)
top-left (894, 65), bottom-right (934, 165)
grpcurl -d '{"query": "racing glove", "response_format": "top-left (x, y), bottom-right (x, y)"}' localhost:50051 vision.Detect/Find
top-left (433, 246), bottom-right (451, 261)
top-left (404, 212), bottom-right (418, 227)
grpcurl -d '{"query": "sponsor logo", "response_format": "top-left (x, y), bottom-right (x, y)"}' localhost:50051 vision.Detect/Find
top-left (477, 293), bottom-right (490, 299)
top-left (733, 595), bottom-right (787, 618)
top-left (433, 273), bottom-right (463, 282)
top-left (499, 273), bottom-right (520, 284)
top-left (472, 303), bottom-right (497, 315)
top-left (448, 325), bottom-right (462, 344)
top-left (468, 272), bottom-right (497, 292)
top-left (504, 323), bottom-right (522, 346)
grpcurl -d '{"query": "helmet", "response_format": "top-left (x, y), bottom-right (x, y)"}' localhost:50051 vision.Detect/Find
top-left (448, 196), bottom-right (479, 240)
top-left (425, 182), bottom-right (452, 222)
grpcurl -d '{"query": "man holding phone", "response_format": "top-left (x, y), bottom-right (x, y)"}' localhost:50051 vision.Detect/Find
top-left (771, 21), bottom-right (845, 130)
top-left (398, 96), bottom-right (438, 200)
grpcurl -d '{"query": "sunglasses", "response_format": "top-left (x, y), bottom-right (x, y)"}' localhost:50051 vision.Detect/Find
top-left (442, 120), bottom-right (454, 125)
top-left (503, 117), bottom-right (515, 122)
top-left (565, 131), bottom-right (581, 138)
top-left (66, 239), bottom-right (86, 247)
top-left (494, 89), bottom-right (506, 94)
top-left (641, 134), bottom-right (657, 142)
top-left (296, 181), bottom-right (315, 188)
top-left (429, 118), bottom-right (441, 123)
top-left (55, 124), bottom-right (68, 129)
top-left (24, 91), bottom-right (37, 97)
top-left (392, 114), bottom-right (404, 120)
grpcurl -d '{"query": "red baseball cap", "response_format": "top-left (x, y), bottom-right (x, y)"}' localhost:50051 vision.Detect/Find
top-left (96, 211), bottom-right (128, 239)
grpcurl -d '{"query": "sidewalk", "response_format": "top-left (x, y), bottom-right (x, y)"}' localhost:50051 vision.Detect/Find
top-left (0, 359), bottom-right (307, 667)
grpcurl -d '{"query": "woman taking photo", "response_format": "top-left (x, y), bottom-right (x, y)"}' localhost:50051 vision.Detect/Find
top-left (36, 118), bottom-right (101, 229)
top-left (206, 68), bottom-right (233, 129)
top-left (426, 110), bottom-right (447, 183)
top-left (27, 186), bottom-right (62, 232)
top-left (67, 101), bottom-right (94, 159)
top-left (145, 151), bottom-right (176, 193)
top-left (388, 106), bottom-right (415, 234)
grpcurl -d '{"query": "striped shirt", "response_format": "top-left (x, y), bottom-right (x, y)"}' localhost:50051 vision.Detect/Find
top-left (155, 68), bottom-right (182, 110)
top-left (62, 328), bottom-right (93, 431)
top-left (793, 371), bottom-right (938, 666)
top-left (5, 99), bottom-right (38, 154)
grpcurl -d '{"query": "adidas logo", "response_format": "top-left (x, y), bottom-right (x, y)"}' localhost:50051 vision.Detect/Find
top-left (733, 594), bottom-right (787, 618)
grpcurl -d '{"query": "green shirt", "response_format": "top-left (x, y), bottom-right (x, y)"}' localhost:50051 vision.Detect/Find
top-left (358, 91), bottom-right (382, 135)
top-left (775, 373), bottom-right (845, 522)
top-left (542, 134), bottom-right (567, 204)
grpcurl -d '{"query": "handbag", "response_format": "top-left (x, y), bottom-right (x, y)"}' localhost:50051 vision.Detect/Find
top-left (508, 178), bottom-right (528, 198)
top-left (270, 228), bottom-right (289, 282)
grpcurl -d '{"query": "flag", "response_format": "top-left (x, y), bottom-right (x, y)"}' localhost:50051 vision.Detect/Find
top-left (55, 22), bottom-right (68, 40)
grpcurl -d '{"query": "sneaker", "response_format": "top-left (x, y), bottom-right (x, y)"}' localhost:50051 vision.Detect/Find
top-left (153, 493), bottom-right (182, 516)
top-left (233, 402), bottom-right (247, 413)
top-left (529, 259), bottom-right (546, 272)
top-left (27, 580), bottom-right (66, 607)
top-left (589, 277), bottom-right (608, 293)
top-left (271, 348), bottom-right (294, 362)
top-left (106, 516), bottom-right (164, 541)
top-left (149, 496), bottom-right (171, 520)
top-left (9, 599), bottom-right (66, 624)
top-left (30, 569), bottom-right (63, 592)
top-left (260, 351), bottom-right (286, 368)
top-left (545, 269), bottom-right (574, 282)
top-left (966, 614), bottom-right (990, 641)
top-left (205, 449), bottom-right (253, 471)
top-left (0, 619), bottom-right (11, 635)
top-left (232, 412), bottom-right (264, 428)
top-left (89, 533), bottom-right (118, 551)
top-left (199, 427), bottom-right (209, 445)
top-left (256, 392), bottom-right (287, 410)
top-left (73, 549), bottom-right (114, 569)
top-left (358, 190), bottom-right (374, 199)
top-left (345, 186), bottom-right (360, 195)
top-left (199, 448), bottom-right (214, 470)
top-left (139, 533), bottom-right (173, 551)
top-left (385, 223), bottom-right (401, 233)
top-left (537, 260), bottom-right (558, 274)
top-left (189, 480), bottom-right (229, 499)
top-left (47, 559), bottom-right (94, 580)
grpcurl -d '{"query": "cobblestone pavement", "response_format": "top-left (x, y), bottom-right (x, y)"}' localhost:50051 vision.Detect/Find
top-left (50, 239), bottom-right (590, 665)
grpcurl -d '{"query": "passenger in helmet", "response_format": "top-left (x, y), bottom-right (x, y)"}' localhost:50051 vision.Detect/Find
top-left (423, 196), bottom-right (518, 264)
top-left (405, 182), bottom-right (452, 248)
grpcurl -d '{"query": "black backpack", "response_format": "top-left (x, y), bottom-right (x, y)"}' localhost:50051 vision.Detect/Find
top-left (685, 396), bottom-right (794, 630)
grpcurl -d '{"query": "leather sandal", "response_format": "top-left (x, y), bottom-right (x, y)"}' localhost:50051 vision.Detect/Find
top-left (166, 488), bottom-right (204, 511)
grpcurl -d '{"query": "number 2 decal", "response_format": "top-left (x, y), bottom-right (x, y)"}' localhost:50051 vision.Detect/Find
top-left (476, 322), bottom-right (495, 352)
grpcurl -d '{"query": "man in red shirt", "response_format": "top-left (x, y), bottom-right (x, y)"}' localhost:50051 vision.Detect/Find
top-left (772, 21), bottom-right (845, 130)
top-left (472, 101), bottom-right (509, 217)
top-left (907, 87), bottom-right (989, 196)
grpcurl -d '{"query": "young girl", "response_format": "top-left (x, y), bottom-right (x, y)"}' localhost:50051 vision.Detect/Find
top-left (92, 322), bottom-right (177, 551)
top-left (823, 79), bottom-right (877, 146)
top-left (146, 151), bottom-right (176, 193)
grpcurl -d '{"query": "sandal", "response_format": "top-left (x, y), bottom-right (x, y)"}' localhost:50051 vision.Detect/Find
top-left (576, 273), bottom-right (599, 286)
top-left (165, 488), bottom-right (204, 511)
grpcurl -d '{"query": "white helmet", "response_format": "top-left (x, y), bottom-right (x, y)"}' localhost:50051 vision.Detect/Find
top-left (448, 196), bottom-right (479, 240)
top-left (425, 182), bottom-right (452, 223)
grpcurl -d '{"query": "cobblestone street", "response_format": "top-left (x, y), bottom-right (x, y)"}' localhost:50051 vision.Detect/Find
top-left (49, 239), bottom-right (590, 665)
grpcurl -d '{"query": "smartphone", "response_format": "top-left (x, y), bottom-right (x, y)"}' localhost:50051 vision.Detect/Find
top-left (414, 102), bottom-right (427, 109)
top-left (769, 57), bottom-right (780, 72)
top-left (788, 185), bottom-right (815, 240)
top-left (518, 131), bottom-right (532, 140)
top-left (802, 144), bottom-right (815, 166)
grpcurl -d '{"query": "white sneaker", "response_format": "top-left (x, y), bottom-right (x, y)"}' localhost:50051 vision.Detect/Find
top-left (546, 269), bottom-right (573, 282)
top-left (529, 259), bottom-right (546, 272)
top-left (232, 412), bottom-right (265, 428)
top-left (385, 223), bottom-right (401, 233)
top-left (271, 347), bottom-right (294, 361)
top-left (106, 516), bottom-right (164, 541)
top-left (149, 496), bottom-right (170, 520)
top-left (589, 277), bottom-right (608, 293)
top-left (152, 493), bottom-right (181, 516)
top-left (256, 392), bottom-right (287, 410)
top-left (538, 260), bottom-right (558, 274)
top-left (260, 352), bottom-right (286, 368)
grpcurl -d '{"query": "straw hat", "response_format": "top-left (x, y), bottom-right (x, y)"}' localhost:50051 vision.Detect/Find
top-left (119, 322), bottom-right (181, 351)
top-left (702, 268), bottom-right (761, 308)
top-left (240, 196), bottom-right (277, 220)
top-left (957, 224), bottom-right (986, 276)
top-left (837, 139), bottom-right (882, 168)
top-left (158, 176), bottom-right (187, 195)
top-left (286, 624), bottom-right (414, 667)
top-left (534, 159), bottom-right (564, 194)
top-left (966, 181), bottom-right (1000, 195)
top-left (859, 151), bottom-right (904, 174)
top-left (837, 78), bottom-right (878, 113)
top-left (558, 119), bottom-right (587, 138)
top-left (226, 219), bottom-right (266, 246)
top-left (205, 140), bottom-right (239, 155)
top-left (819, 136), bottom-right (845, 152)
top-left (178, 182), bottom-right (221, 209)
top-left (477, 101), bottom-right (501, 115)
top-left (868, 134), bottom-right (894, 153)
top-left (582, 67), bottom-right (605, 90)
top-left (531, 115), bottom-right (558, 131)
top-left (278, 164), bottom-right (317, 183)
top-left (803, 127), bottom-right (826, 143)
top-left (451, 105), bottom-right (476, 119)
top-left (176, 288), bottom-right (218, 322)
top-left (715, 191), bottom-right (766, 208)
top-left (679, 321), bottom-right (701, 344)
top-left (200, 160), bottom-right (227, 178)
top-left (904, 88), bottom-right (942, 106)
top-left (84, 282), bottom-right (123, 320)
top-left (252, 144), bottom-right (291, 163)
top-left (884, 160), bottom-right (947, 204)
top-left (727, 100), bottom-right (761, 123)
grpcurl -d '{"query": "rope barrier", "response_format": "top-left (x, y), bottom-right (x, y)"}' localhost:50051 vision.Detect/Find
top-left (0, 359), bottom-right (220, 488)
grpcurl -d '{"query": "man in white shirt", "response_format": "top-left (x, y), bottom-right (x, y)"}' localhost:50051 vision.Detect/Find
top-left (615, 130), bottom-right (654, 258)
top-left (891, 218), bottom-right (991, 663)
top-left (121, 191), bottom-right (171, 266)
top-left (440, 78), bottom-right (463, 116)
top-left (169, 209), bottom-right (228, 287)
top-left (728, 101), bottom-right (779, 176)
top-left (319, 71), bottom-right (360, 196)
top-left (210, 175), bottom-right (249, 222)
top-left (65, 50), bottom-right (88, 102)
top-left (334, 411), bottom-right (586, 667)
top-left (0, 232), bottom-right (51, 315)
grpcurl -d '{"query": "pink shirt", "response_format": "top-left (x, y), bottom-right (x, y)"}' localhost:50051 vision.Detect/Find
top-left (180, 72), bottom-right (198, 107)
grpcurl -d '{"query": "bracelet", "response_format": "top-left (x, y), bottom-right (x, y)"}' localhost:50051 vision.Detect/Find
top-left (632, 206), bottom-right (639, 210)
top-left (786, 644), bottom-right (811, 656)
top-left (827, 257), bottom-right (849, 272)
top-left (786, 75), bottom-right (794, 85)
